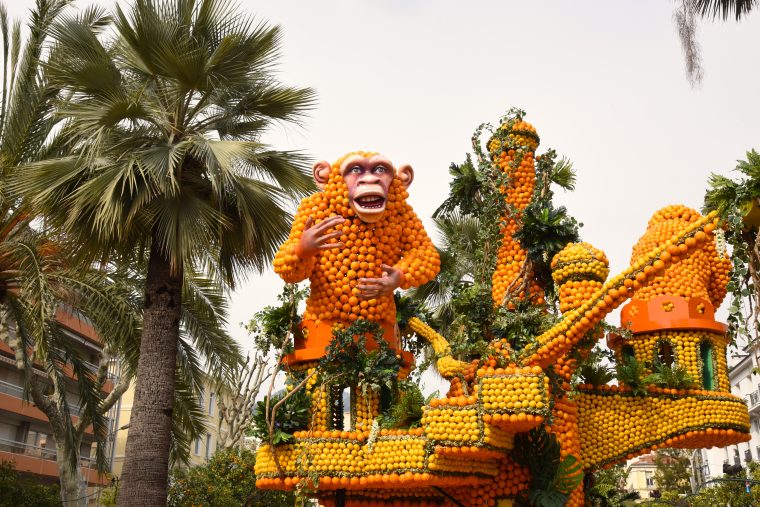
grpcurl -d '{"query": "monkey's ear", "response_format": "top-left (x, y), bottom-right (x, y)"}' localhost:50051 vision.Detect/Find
top-left (397, 164), bottom-right (414, 188)
top-left (312, 160), bottom-right (331, 189)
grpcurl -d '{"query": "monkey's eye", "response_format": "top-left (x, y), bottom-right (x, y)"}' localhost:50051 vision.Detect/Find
top-left (349, 166), bottom-right (362, 174)
top-left (373, 165), bottom-right (387, 174)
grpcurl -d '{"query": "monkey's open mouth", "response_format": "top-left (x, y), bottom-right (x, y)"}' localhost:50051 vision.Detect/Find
top-left (355, 195), bottom-right (386, 210)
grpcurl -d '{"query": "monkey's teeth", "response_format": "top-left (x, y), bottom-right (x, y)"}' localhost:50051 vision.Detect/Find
top-left (356, 196), bottom-right (385, 209)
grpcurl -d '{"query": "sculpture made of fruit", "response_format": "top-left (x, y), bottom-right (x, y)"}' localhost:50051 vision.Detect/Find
top-left (255, 115), bottom-right (749, 507)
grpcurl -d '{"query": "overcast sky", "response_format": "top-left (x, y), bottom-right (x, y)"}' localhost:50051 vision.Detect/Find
top-left (10, 1), bottom-right (760, 375)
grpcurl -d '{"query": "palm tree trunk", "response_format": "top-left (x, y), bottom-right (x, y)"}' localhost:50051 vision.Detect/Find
top-left (117, 238), bottom-right (182, 506)
top-left (57, 441), bottom-right (85, 507)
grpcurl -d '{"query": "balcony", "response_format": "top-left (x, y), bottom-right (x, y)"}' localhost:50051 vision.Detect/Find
top-left (747, 387), bottom-right (760, 415)
top-left (0, 437), bottom-right (109, 485)
top-left (0, 343), bottom-right (118, 393)
top-left (0, 379), bottom-right (110, 432)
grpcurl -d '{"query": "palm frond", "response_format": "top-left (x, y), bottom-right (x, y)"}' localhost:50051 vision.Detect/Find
top-left (181, 268), bottom-right (242, 384)
top-left (690, 0), bottom-right (759, 20)
top-left (170, 365), bottom-right (207, 467)
top-left (550, 157), bottom-right (576, 191)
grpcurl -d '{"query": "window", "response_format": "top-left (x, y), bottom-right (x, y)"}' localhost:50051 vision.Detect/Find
top-left (330, 386), bottom-right (346, 430)
top-left (198, 387), bottom-right (205, 409)
top-left (746, 449), bottom-right (753, 462)
top-left (645, 471), bottom-right (654, 488)
top-left (756, 446), bottom-right (760, 461)
top-left (657, 342), bottom-right (674, 367)
top-left (208, 392), bottom-right (215, 416)
top-left (701, 341), bottom-right (715, 391)
top-left (622, 345), bottom-right (635, 364)
top-left (735, 448), bottom-right (741, 466)
top-left (205, 434), bottom-right (212, 460)
top-left (194, 437), bottom-right (201, 456)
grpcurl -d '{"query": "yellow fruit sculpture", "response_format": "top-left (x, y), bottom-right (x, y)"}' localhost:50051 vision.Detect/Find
top-left (255, 123), bottom-right (750, 507)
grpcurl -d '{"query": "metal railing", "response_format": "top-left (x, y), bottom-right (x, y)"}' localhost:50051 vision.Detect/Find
top-left (0, 379), bottom-right (114, 424)
top-left (0, 437), bottom-right (97, 469)
top-left (0, 379), bottom-right (25, 399)
top-left (747, 389), bottom-right (760, 410)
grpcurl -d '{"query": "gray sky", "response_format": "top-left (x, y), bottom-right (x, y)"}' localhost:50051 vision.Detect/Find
top-left (10, 1), bottom-right (760, 366)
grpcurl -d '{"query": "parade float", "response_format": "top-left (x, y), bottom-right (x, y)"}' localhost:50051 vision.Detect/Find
top-left (254, 110), bottom-right (750, 507)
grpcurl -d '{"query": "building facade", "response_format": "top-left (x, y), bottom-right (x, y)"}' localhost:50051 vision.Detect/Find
top-left (0, 310), bottom-right (120, 490)
top-left (111, 373), bottom-right (237, 477)
top-left (700, 350), bottom-right (760, 484)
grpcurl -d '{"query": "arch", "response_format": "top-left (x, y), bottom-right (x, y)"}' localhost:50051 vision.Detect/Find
top-left (656, 341), bottom-right (674, 367)
top-left (701, 341), bottom-right (715, 391)
top-left (622, 345), bottom-right (635, 364)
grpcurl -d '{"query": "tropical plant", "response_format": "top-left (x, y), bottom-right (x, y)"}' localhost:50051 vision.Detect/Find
top-left (0, 460), bottom-right (60, 507)
top-left (408, 111), bottom-right (578, 363)
top-left (14, 0), bottom-right (316, 503)
top-left (252, 384), bottom-right (311, 445)
top-left (511, 426), bottom-right (584, 507)
top-left (0, 1), bottom-right (143, 505)
top-left (643, 362), bottom-right (696, 390)
top-left (319, 319), bottom-right (401, 393)
top-left (578, 362), bottom-right (615, 387)
top-left (406, 212), bottom-right (479, 331)
top-left (168, 447), bottom-right (295, 507)
top-left (585, 465), bottom-right (639, 507)
top-left (703, 149), bottom-right (760, 344)
top-left (673, 0), bottom-right (758, 85)
top-left (378, 378), bottom-right (429, 429)
top-left (615, 356), bottom-right (649, 396)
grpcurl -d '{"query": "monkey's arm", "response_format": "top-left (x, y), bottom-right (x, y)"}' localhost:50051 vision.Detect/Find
top-left (394, 206), bottom-right (441, 290)
top-left (273, 198), bottom-right (319, 283)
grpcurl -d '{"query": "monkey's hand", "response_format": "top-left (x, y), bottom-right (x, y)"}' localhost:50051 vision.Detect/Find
top-left (357, 264), bottom-right (403, 300)
top-left (295, 215), bottom-right (346, 259)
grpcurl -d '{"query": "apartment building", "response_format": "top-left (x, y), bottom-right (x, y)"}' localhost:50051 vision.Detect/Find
top-left (111, 372), bottom-right (238, 477)
top-left (700, 349), bottom-right (760, 484)
top-left (626, 454), bottom-right (658, 500)
top-left (0, 309), bottom-right (120, 489)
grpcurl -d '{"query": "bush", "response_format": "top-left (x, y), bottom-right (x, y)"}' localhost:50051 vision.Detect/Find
top-left (0, 460), bottom-right (60, 507)
top-left (168, 447), bottom-right (294, 507)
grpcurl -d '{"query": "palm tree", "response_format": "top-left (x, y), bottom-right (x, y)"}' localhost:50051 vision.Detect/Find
top-left (0, 1), bottom-right (141, 504)
top-left (673, 0), bottom-right (758, 85)
top-left (703, 149), bottom-right (760, 344)
top-left (16, 0), bottom-right (316, 504)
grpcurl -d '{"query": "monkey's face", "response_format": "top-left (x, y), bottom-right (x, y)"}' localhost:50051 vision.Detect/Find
top-left (341, 154), bottom-right (395, 223)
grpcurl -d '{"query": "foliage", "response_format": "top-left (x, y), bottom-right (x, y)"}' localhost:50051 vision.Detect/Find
top-left (512, 426), bottom-right (583, 507)
top-left (0, 4), bottom-right (142, 503)
top-left (703, 149), bottom-right (760, 344)
top-left (585, 465), bottom-right (639, 507)
top-left (643, 363), bottom-right (696, 389)
top-left (252, 381), bottom-right (311, 444)
top-left (379, 379), bottom-right (429, 429)
top-left (687, 461), bottom-right (760, 507)
top-left (578, 363), bottom-right (615, 386)
top-left (319, 319), bottom-right (401, 393)
top-left (0, 461), bottom-right (60, 507)
top-left (411, 109), bottom-right (580, 360)
top-left (653, 449), bottom-right (692, 496)
top-left (246, 284), bottom-right (307, 356)
top-left (492, 300), bottom-right (558, 353)
top-left (615, 356), bottom-right (649, 396)
top-left (168, 447), bottom-right (294, 507)
top-left (514, 149), bottom-right (581, 301)
top-left (573, 343), bottom-right (615, 387)
top-left (13, 0), bottom-right (316, 499)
